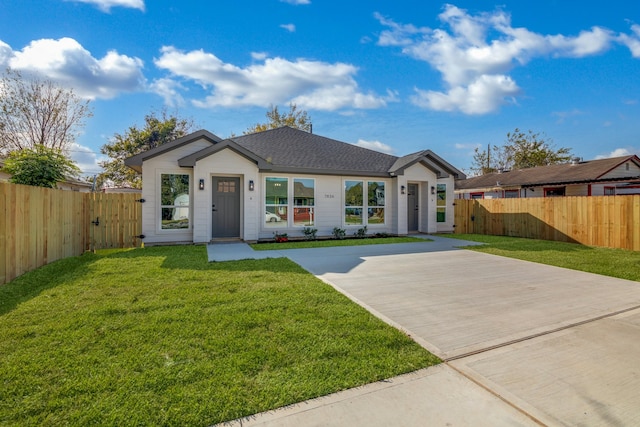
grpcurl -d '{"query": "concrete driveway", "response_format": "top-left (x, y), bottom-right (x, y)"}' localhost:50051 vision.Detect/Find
top-left (214, 236), bottom-right (640, 426)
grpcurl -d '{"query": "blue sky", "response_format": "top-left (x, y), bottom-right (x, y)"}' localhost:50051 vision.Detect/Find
top-left (1, 0), bottom-right (639, 176)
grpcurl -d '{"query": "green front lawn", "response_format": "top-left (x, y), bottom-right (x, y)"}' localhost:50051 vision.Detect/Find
top-left (447, 234), bottom-right (640, 282)
top-left (0, 246), bottom-right (438, 426)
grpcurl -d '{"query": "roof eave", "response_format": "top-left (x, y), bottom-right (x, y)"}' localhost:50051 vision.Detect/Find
top-left (124, 129), bottom-right (223, 171)
top-left (178, 140), bottom-right (268, 168)
top-left (259, 166), bottom-right (393, 178)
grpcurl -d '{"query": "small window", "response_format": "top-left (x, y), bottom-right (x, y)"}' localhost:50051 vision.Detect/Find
top-left (160, 174), bottom-right (190, 229)
top-left (544, 187), bottom-right (565, 197)
top-left (604, 187), bottom-right (616, 196)
top-left (470, 192), bottom-right (484, 199)
top-left (504, 189), bottom-right (519, 198)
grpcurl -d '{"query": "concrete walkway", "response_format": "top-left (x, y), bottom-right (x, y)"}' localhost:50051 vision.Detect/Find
top-left (211, 236), bottom-right (640, 426)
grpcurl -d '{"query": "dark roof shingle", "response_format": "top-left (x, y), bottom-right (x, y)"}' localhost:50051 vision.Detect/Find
top-left (230, 127), bottom-right (398, 174)
top-left (455, 155), bottom-right (640, 190)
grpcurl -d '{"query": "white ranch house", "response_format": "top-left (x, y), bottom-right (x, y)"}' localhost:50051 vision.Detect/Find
top-left (125, 127), bottom-right (465, 244)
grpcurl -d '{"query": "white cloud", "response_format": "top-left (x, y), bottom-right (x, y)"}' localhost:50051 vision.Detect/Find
top-left (547, 27), bottom-right (613, 57)
top-left (67, 0), bottom-right (145, 12)
top-left (251, 52), bottom-right (269, 61)
top-left (551, 109), bottom-right (585, 124)
top-left (154, 46), bottom-right (389, 111)
top-left (411, 74), bottom-right (520, 114)
top-left (595, 148), bottom-right (634, 159)
top-left (354, 139), bottom-right (395, 154)
top-left (69, 142), bottom-right (107, 176)
top-left (376, 4), bottom-right (619, 115)
top-left (280, 0), bottom-right (310, 4)
top-left (455, 142), bottom-right (481, 150)
top-left (1, 37), bottom-right (145, 99)
top-left (618, 24), bottom-right (640, 58)
top-left (280, 24), bottom-right (296, 32)
top-left (149, 78), bottom-right (185, 107)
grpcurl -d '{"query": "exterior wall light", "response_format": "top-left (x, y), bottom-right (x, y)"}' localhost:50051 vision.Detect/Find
top-left (431, 186), bottom-right (436, 195)
top-left (199, 179), bottom-right (205, 190)
top-left (401, 185), bottom-right (406, 194)
top-left (249, 180), bottom-right (255, 191)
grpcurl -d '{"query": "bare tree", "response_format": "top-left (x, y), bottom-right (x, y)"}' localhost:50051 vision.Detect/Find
top-left (0, 68), bottom-right (92, 155)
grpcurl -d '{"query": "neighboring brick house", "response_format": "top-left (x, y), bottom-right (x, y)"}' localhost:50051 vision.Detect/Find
top-left (455, 155), bottom-right (640, 199)
top-left (124, 126), bottom-right (465, 244)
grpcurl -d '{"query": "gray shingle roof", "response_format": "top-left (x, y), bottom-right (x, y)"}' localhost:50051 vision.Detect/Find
top-left (229, 127), bottom-right (398, 175)
top-left (125, 126), bottom-right (465, 178)
top-left (455, 155), bottom-right (640, 190)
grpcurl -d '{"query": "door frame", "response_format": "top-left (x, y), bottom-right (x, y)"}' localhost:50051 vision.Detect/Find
top-left (407, 182), bottom-right (419, 232)
top-left (211, 176), bottom-right (242, 239)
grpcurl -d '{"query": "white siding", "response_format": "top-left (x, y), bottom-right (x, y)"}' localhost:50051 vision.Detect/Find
top-left (192, 149), bottom-right (260, 243)
top-left (600, 162), bottom-right (640, 180)
top-left (401, 163), bottom-right (439, 234)
top-left (258, 173), bottom-right (397, 240)
top-left (436, 176), bottom-right (456, 233)
top-left (140, 139), bottom-right (211, 244)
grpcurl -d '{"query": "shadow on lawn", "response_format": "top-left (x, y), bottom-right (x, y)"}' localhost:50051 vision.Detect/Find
top-left (0, 246), bottom-right (304, 316)
top-left (0, 252), bottom-right (102, 316)
top-left (452, 235), bottom-right (597, 253)
top-left (97, 245), bottom-right (304, 273)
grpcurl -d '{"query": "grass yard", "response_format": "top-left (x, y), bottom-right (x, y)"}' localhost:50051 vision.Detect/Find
top-left (447, 234), bottom-right (640, 282)
top-left (252, 236), bottom-right (428, 251)
top-left (0, 246), bottom-right (438, 426)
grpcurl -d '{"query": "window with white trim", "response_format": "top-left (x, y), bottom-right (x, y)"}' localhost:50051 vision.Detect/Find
top-left (265, 177), bottom-right (288, 227)
top-left (293, 178), bottom-right (315, 226)
top-left (345, 180), bottom-right (386, 226)
top-left (436, 184), bottom-right (446, 222)
top-left (160, 174), bottom-right (190, 229)
top-left (265, 177), bottom-right (316, 227)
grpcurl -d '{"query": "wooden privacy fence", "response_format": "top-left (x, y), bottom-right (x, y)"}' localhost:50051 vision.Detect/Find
top-left (1, 182), bottom-right (142, 285)
top-left (455, 196), bottom-right (640, 251)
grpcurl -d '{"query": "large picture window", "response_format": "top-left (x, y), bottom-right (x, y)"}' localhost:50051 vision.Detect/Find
top-left (265, 177), bottom-right (316, 227)
top-left (345, 180), bottom-right (386, 226)
top-left (436, 184), bottom-right (446, 223)
top-left (160, 174), bottom-right (190, 229)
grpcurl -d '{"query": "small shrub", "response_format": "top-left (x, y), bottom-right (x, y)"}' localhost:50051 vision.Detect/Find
top-left (302, 227), bottom-right (318, 241)
top-left (332, 227), bottom-right (346, 240)
top-left (273, 232), bottom-right (288, 243)
top-left (354, 226), bottom-right (368, 239)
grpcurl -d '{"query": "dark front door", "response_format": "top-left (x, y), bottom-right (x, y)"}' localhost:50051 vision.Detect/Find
top-left (407, 183), bottom-right (419, 232)
top-left (212, 177), bottom-right (240, 238)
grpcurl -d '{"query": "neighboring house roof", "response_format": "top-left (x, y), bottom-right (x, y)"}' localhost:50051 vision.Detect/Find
top-left (126, 126), bottom-right (466, 179)
top-left (456, 155), bottom-right (640, 190)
